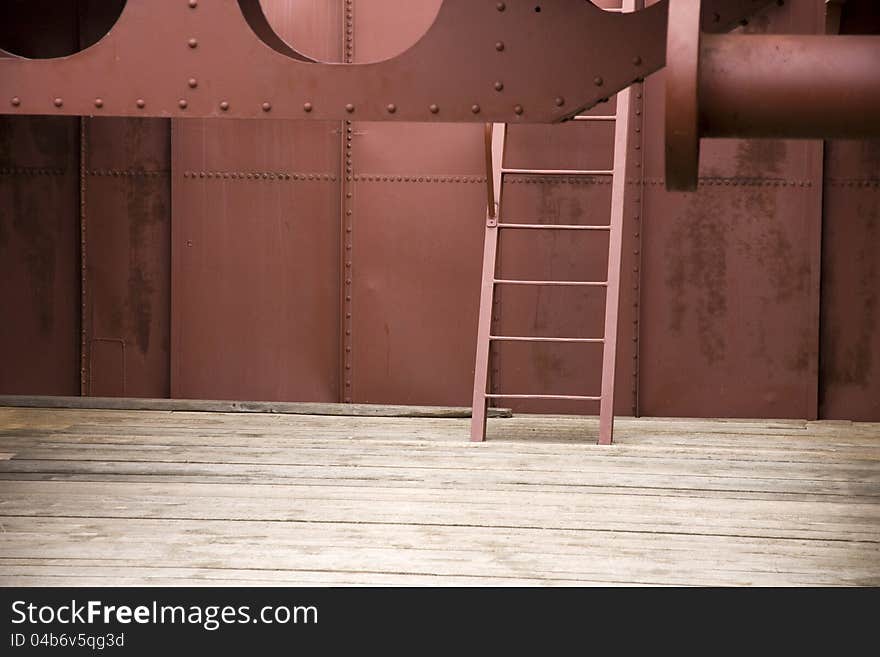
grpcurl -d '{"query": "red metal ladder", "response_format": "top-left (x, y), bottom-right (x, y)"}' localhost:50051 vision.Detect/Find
top-left (470, 86), bottom-right (634, 446)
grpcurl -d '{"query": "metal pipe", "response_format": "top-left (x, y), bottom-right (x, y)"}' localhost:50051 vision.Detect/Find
top-left (699, 34), bottom-right (880, 140)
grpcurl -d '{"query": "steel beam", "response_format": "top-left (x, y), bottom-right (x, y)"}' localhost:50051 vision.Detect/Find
top-left (0, 0), bottom-right (773, 124)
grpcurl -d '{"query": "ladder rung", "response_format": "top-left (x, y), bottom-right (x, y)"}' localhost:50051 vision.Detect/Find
top-left (497, 223), bottom-right (610, 231)
top-left (486, 394), bottom-right (602, 401)
top-left (502, 168), bottom-right (614, 176)
top-left (490, 336), bottom-right (604, 344)
top-left (573, 116), bottom-right (616, 122)
top-left (494, 279), bottom-right (608, 287)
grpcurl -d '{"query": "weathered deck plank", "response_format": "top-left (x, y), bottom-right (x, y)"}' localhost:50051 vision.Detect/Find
top-left (0, 407), bottom-right (878, 586)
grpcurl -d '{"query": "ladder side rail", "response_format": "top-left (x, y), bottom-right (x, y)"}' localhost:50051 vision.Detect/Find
top-left (598, 82), bottom-right (636, 444)
top-left (471, 123), bottom-right (507, 442)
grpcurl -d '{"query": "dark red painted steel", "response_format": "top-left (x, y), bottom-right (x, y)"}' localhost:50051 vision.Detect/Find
top-left (349, 0), bottom-right (486, 406)
top-left (818, 0), bottom-right (880, 421)
top-left (0, 0), bottom-right (779, 125)
top-left (260, 0), bottom-right (345, 62)
top-left (820, 140), bottom-right (880, 421)
top-left (698, 34), bottom-right (880, 140)
top-left (0, 117), bottom-right (80, 396)
top-left (170, 3), bottom-right (342, 402)
top-left (0, 1), bottom-right (125, 59)
top-left (638, 0), bottom-right (826, 419)
top-left (0, 0), bottom-right (878, 423)
top-left (82, 118), bottom-right (171, 398)
top-left (170, 119), bottom-right (342, 403)
top-left (0, 3), bottom-right (84, 396)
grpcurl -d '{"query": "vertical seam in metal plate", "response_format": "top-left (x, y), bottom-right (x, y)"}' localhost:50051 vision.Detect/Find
top-left (812, 0), bottom-right (836, 419)
top-left (631, 81), bottom-right (645, 417)
top-left (810, 141), bottom-right (824, 421)
top-left (79, 117), bottom-right (88, 396)
top-left (340, 0), bottom-right (355, 403)
top-left (629, 0), bottom-right (646, 417)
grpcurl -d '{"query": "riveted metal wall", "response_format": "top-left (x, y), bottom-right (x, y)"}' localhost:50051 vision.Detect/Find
top-left (0, 117), bottom-right (80, 396)
top-left (820, 141), bottom-right (880, 421)
top-left (348, 0), bottom-right (487, 406)
top-left (1, 0), bottom-right (879, 423)
top-left (0, 2), bottom-right (90, 396)
top-left (638, 0), bottom-right (826, 419)
top-left (82, 117), bottom-right (171, 398)
top-left (169, 1), bottom-right (343, 402)
top-left (819, 1), bottom-right (880, 421)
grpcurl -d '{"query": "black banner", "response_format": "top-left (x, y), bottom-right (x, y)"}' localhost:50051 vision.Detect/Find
top-left (1, 587), bottom-right (875, 654)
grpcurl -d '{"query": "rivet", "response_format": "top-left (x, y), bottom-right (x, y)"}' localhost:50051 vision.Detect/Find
top-left (386, 103), bottom-right (396, 114)
top-left (178, 99), bottom-right (188, 109)
top-left (495, 41), bottom-right (505, 52)
top-left (497, 2), bottom-right (506, 10)
top-left (494, 81), bottom-right (504, 92)
top-left (188, 0), bottom-right (198, 7)
top-left (219, 101), bottom-right (229, 111)
top-left (632, 55), bottom-right (643, 66)
top-left (429, 104), bottom-right (439, 114)
top-left (53, 98), bottom-right (63, 108)
top-left (188, 38), bottom-right (198, 48)
top-left (262, 102), bottom-right (272, 112)
top-left (514, 105), bottom-right (524, 115)
top-left (555, 97), bottom-right (565, 107)
top-left (136, 99), bottom-right (145, 108)
top-left (471, 104), bottom-right (481, 114)
top-left (345, 103), bottom-right (355, 113)
top-left (303, 102), bottom-right (313, 112)
top-left (594, 76), bottom-right (604, 86)
top-left (94, 98), bottom-right (104, 108)
top-left (10, 97), bottom-right (20, 107)
top-left (188, 78), bottom-right (198, 89)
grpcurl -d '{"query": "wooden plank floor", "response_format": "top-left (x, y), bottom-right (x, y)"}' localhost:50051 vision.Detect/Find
top-left (0, 406), bottom-right (878, 586)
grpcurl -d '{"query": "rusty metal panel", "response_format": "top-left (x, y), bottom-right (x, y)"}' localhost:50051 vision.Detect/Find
top-left (819, 140), bottom-right (880, 421)
top-left (637, 1), bottom-right (825, 419)
top-left (0, 118), bottom-right (80, 395)
top-left (82, 118), bottom-right (171, 398)
top-left (0, 0), bottom-right (84, 396)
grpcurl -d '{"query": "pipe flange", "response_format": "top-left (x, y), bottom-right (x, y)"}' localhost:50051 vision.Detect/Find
top-left (665, 0), bottom-right (702, 191)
